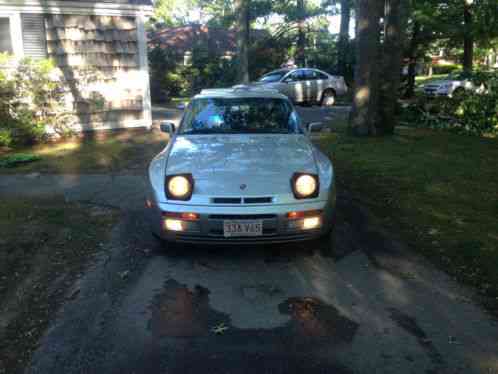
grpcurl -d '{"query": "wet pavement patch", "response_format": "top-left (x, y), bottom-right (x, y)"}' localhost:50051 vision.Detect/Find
top-left (388, 308), bottom-right (445, 368)
top-left (148, 279), bottom-right (229, 338)
top-left (149, 280), bottom-right (358, 344)
top-left (145, 280), bottom-right (358, 373)
top-left (278, 297), bottom-right (358, 346)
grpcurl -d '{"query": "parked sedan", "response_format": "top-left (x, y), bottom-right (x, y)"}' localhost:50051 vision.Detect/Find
top-left (422, 71), bottom-right (488, 97)
top-left (252, 68), bottom-right (348, 106)
top-left (146, 87), bottom-right (336, 246)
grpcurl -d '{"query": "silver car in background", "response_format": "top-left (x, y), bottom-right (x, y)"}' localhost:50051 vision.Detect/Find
top-left (146, 87), bottom-right (336, 246)
top-left (423, 71), bottom-right (488, 98)
top-left (252, 68), bottom-right (348, 106)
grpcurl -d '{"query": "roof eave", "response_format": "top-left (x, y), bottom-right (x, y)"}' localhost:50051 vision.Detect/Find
top-left (0, 0), bottom-right (153, 17)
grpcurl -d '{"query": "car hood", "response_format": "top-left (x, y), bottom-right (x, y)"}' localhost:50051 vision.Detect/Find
top-left (165, 134), bottom-right (317, 196)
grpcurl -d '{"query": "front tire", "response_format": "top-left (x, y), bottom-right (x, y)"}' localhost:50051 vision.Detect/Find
top-left (315, 226), bottom-right (336, 257)
top-left (321, 89), bottom-right (336, 107)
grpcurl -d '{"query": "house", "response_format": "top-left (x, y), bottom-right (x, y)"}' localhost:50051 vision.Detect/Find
top-left (148, 25), bottom-right (268, 65)
top-left (0, 0), bottom-right (153, 131)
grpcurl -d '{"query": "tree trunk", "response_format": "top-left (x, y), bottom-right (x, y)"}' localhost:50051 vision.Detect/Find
top-left (463, 0), bottom-right (473, 72)
top-left (349, 0), bottom-right (383, 136)
top-left (337, 0), bottom-right (351, 77)
top-left (404, 20), bottom-right (420, 98)
top-left (377, 0), bottom-right (409, 134)
top-left (235, 0), bottom-right (250, 83)
top-left (296, 0), bottom-right (306, 67)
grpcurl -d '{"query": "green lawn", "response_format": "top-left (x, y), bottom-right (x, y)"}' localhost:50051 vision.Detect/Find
top-left (0, 129), bottom-right (169, 175)
top-left (0, 198), bottom-right (118, 373)
top-left (316, 128), bottom-right (498, 310)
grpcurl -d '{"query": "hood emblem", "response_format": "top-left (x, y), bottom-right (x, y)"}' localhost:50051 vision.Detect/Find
top-left (240, 184), bottom-right (247, 190)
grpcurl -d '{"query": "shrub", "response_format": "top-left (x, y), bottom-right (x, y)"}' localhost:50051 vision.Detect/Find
top-left (401, 72), bottom-right (498, 136)
top-left (432, 64), bottom-right (461, 75)
top-left (0, 54), bottom-right (71, 147)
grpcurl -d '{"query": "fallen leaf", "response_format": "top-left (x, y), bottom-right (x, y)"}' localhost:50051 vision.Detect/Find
top-left (119, 270), bottom-right (130, 279)
top-left (211, 323), bottom-right (229, 335)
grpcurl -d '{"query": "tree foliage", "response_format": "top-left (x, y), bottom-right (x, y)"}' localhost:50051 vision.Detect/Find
top-left (0, 54), bottom-right (72, 147)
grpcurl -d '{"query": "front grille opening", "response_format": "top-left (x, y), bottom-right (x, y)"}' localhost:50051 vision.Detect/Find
top-left (212, 197), bottom-right (242, 204)
top-left (208, 214), bottom-right (277, 220)
top-left (243, 197), bottom-right (273, 204)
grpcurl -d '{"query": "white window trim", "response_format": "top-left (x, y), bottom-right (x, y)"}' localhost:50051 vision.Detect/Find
top-left (0, 11), bottom-right (23, 57)
top-left (136, 14), bottom-right (152, 129)
top-left (0, 1), bottom-right (153, 17)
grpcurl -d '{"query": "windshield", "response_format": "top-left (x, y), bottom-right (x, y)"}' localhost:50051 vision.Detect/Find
top-left (180, 97), bottom-right (303, 135)
top-left (258, 71), bottom-right (288, 83)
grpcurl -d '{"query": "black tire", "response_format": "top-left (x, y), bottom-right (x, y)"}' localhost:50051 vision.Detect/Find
top-left (321, 89), bottom-right (336, 107)
top-left (452, 87), bottom-right (465, 99)
top-left (316, 226), bottom-right (336, 257)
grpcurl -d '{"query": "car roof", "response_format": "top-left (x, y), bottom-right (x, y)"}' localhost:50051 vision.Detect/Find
top-left (263, 68), bottom-right (291, 76)
top-left (195, 86), bottom-right (289, 100)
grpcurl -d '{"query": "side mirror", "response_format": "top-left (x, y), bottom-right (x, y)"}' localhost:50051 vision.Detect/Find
top-left (307, 122), bottom-right (323, 133)
top-left (160, 122), bottom-right (175, 134)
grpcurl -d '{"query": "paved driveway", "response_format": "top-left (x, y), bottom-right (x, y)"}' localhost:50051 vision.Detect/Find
top-left (1, 105), bottom-right (497, 374)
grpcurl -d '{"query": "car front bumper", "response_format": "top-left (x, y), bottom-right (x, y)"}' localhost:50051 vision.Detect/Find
top-left (148, 198), bottom-right (336, 245)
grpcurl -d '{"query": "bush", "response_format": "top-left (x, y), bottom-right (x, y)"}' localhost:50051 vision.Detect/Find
top-left (432, 64), bottom-right (461, 75)
top-left (0, 54), bottom-right (71, 147)
top-left (401, 72), bottom-right (498, 136)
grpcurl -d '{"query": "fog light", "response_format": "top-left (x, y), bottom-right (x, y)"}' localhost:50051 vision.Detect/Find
top-left (165, 219), bottom-right (184, 232)
top-left (302, 216), bottom-right (321, 230)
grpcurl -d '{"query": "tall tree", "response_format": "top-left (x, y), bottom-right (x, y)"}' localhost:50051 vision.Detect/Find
top-left (296, 0), bottom-right (307, 66)
top-left (463, 0), bottom-right (474, 72)
top-left (349, 0), bottom-right (383, 136)
top-left (235, 0), bottom-right (250, 83)
top-left (337, 0), bottom-right (351, 77)
top-left (377, 0), bottom-right (409, 133)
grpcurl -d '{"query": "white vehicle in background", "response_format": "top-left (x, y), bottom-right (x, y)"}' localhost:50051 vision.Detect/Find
top-left (423, 71), bottom-right (488, 98)
top-left (251, 68), bottom-right (348, 106)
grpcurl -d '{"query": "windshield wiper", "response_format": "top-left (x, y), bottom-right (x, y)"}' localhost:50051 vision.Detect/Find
top-left (182, 129), bottom-right (228, 135)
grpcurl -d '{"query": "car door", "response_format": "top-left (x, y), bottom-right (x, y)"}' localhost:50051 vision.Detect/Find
top-left (304, 70), bottom-right (320, 102)
top-left (280, 70), bottom-right (306, 103)
top-left (314, 70), bottom-right (330, 101)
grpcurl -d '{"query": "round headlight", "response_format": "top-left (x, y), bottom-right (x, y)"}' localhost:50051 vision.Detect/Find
top-left (293, 174), bottom-right (318, 198)
top-left (166, 175), bottom-right (193, 200)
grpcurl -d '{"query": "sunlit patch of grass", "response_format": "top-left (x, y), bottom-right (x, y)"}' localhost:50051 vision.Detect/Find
top-left (0, 129), bottom-right (169, 174)
top-left (315, 128), bottom-right (498, 310)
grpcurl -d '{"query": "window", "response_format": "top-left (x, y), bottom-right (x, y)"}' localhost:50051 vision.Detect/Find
top-left (259, 70), bottom-right (289, 83)
top-left (180, 98), bottom-right (303, 135)
top-left (303, 70), bottom-right (318, 80)
top-left (285, 70), bottom-right (306, 82)
top-left (0, 18), bottom-right (13, 53)
top-left (316, 71), bottom-right (329, 80)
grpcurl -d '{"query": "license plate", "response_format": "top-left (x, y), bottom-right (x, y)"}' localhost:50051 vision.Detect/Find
top-left (223, 220), bottom-right (263, 237)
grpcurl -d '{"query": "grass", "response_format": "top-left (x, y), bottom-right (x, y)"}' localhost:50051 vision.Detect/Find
top-left (0, 129), bottom-right (169, 175)
top-left (0, 198), bottom-right (118, 373)
top-left (315, 127), bottom-right (498, 311)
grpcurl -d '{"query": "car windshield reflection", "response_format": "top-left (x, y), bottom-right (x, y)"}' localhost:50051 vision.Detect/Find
top-left (180, 97), bottom-right (303, 135)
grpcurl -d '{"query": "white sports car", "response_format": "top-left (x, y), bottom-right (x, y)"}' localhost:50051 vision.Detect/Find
top-left (146, 87), bottom-right (336, 245)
